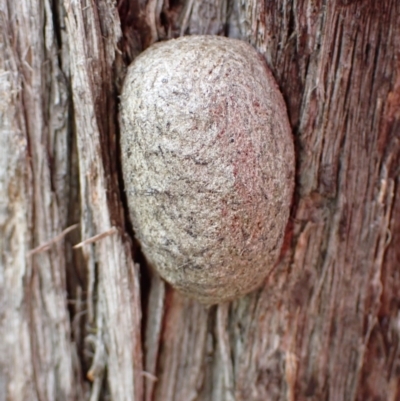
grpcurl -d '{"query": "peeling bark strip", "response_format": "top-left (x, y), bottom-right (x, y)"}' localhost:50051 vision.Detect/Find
top-left (1, 0), bottom-right (400, 401)
top-left (63, 1), bottom-right (143, 401)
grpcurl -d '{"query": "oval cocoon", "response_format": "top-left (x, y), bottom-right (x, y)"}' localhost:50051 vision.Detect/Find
top-left (120, 35), bottom-right (295, 304)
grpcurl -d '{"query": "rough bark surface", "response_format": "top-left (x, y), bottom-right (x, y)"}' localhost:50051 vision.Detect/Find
top-left (0, 1), bottom-right (399, 401)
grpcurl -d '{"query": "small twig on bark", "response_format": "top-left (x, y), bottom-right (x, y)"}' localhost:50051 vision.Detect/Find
top-left (73, 227), bottom-right (118, 249)
top-left (27, 223), bottom-right (79, 256)
top-left (141, 371), bottom-right (158, 381)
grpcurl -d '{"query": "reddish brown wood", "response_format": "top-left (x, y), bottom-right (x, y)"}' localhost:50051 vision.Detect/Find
top-left (1, 0), bottom-right (399, 400)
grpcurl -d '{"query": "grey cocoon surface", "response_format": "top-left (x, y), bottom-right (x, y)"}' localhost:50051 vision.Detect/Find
top-left (120, 35), bottom-right (295, 304)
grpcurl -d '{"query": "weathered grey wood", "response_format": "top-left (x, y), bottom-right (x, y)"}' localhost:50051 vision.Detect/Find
top-left (0, 0), bottom-right (82, 400)
top-left (63, 1), bottom-right (143, 400)
top-left (1, 0), bottom-right (399, 400)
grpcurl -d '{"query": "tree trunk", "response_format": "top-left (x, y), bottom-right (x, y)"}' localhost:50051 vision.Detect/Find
top-left (1, 1), bottom-right (399, 400)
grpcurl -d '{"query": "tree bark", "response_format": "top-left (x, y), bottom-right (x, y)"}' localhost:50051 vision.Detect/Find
top-left (1, 1), bottom-right (399, 401)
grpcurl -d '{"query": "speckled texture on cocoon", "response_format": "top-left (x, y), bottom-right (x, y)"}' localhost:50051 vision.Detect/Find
top-left (120, 35), bottom-right (295, 304)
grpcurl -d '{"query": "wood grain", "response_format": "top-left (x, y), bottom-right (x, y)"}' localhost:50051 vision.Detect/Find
top-left (1, 0), bottom-right (399, 400)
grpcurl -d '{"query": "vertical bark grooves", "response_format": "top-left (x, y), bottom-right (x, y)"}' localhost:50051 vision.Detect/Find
top-left (127, 1), bottom-right (400, 400)
top-left (1, 0), bottom-right (399, 400)
top-left (63, 0), bottom-right (143, 400)
top-left (1, 0), bottom-right (81, 399)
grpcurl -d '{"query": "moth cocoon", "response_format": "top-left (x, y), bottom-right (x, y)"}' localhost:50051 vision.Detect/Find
top-left (120, 35), bottom-right (295, 304)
